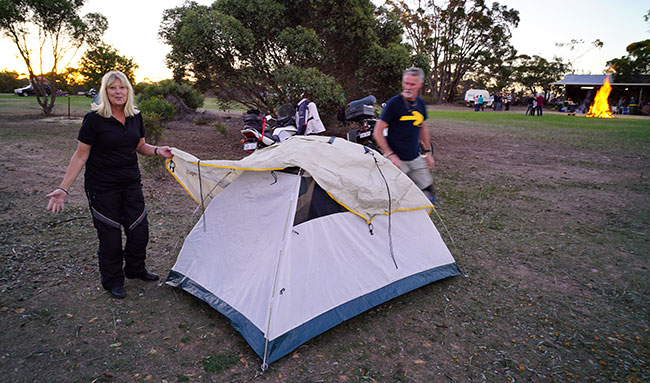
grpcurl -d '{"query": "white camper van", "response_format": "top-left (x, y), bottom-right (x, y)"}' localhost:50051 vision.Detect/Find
top-left (464, 89), bottom-right (493, 107)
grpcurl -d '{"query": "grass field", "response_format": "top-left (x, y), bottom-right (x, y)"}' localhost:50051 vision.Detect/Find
top-left (428, 108), bottom-right (650, 144)
top-left (0, 93), bottom-right (95, 111)
top-left (0, 93), bottom-right (249, 114)
top-left (0, 97), bottom-right (648, 382)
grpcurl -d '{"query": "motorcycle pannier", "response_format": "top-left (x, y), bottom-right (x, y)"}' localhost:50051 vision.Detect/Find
top-left (244, 110), bottom-right (264, 131)
top-left (345, 104), bottom-right (375, 121)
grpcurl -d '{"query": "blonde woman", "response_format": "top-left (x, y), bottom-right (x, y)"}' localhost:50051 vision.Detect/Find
top-left (46, 71), bottom-right (172, 299)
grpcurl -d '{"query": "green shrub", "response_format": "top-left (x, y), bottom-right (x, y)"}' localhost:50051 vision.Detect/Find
top-left (193, 116), bottom-right (210, 125)
top-left (136, 79), bottom-right (204, 110)
top-left (140, 111), bottom-right (166, 178)
top-left (141, 111), bottom-right (163, 144)
top-left (270, 65), bottom-right (345, 124)
top-left (139, 96), bottom-right (175, 121)
top-left (214, 121), bottom-right (228, 135)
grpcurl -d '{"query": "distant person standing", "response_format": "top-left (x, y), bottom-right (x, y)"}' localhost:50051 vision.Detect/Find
top-left (494, 93), bottom-right (502, 111)
top-left (505, 93), bottom-right (512, 111)
top-left (525, 95), bottom-right (536, 116)
top-left (478, 94), bottom-right (485, 111)
top-left (474, 95), bottom-right (480, 112)
top-left (536, 93), bottom-right (545, 116)
top-left (617, 98), bottom-right (625, 114)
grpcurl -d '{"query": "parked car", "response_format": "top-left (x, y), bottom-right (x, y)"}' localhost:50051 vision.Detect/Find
top-left (56, 89), bottom-right (69, 97)
top-left (14, 83), bottom-right (51, 97)
top-left (464, 89), bottom-right (493, 107)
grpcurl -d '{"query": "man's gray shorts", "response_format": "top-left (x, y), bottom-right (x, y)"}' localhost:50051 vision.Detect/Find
top-left (401, 156), bottom-right (433, 189)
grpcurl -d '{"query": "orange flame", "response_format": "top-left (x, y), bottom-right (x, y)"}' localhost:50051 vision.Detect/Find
top-left (586, 77), bottom-right (614, 118)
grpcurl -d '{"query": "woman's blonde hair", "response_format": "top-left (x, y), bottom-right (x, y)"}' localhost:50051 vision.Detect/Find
top-left (93, 71), bottom-right (138, 118)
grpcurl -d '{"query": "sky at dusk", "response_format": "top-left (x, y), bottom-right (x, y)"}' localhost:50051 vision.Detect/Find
top-left (1, 0), bottom-right (648, 83)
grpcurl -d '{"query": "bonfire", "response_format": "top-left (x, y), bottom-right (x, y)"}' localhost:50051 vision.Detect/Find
top-left (586, 77), bottom-right (614, 118)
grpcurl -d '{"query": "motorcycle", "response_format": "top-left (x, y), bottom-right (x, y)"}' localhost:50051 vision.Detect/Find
top-left (240, 104), bottom-right (297, 153)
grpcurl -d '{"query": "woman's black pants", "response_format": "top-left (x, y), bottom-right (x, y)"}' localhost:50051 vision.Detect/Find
top-left (86, 183), bottom-right (149, 290)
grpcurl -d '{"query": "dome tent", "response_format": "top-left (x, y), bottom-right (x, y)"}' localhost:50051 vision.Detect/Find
top-left (165, 136), bottom-right (461, 367)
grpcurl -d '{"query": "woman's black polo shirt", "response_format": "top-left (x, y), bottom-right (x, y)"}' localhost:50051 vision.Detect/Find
top-left (78, 111), bottom-right (145, 189)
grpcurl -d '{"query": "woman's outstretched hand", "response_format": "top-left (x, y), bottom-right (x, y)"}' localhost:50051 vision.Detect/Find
top-left (46, 188), bottom-right (67, 214)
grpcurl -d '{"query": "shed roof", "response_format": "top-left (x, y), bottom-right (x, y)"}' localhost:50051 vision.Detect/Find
top-left (553, 74), bottom-right (650, 86)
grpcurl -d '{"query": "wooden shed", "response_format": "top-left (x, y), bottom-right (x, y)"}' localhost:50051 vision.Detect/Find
top-left (552, 74), bottom-right (649, 114)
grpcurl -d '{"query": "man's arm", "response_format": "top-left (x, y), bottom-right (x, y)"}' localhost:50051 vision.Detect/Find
top-left (373, 119), bottom-right (401, 169)
top-left (419, 122), bottom-right (435, 170)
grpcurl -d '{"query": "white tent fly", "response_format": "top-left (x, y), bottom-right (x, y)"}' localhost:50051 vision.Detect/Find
top-left (165, 135), bottom-right (461, 367)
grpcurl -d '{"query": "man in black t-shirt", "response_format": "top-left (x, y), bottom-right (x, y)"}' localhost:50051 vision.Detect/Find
top-left (373, 67), bottom-right (436, 203)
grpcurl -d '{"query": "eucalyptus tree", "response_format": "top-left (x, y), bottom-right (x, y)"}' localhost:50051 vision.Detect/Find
top-left (79, 44), bottom-right (138, 90)
top-left (387, 0), bottom-right (519, 103)
top-left (159, 0), bottom-right (411, 118)
top-left (511, 54), bottom-right (570, 95)
top-left (0, 0), bottom-right (106, 114)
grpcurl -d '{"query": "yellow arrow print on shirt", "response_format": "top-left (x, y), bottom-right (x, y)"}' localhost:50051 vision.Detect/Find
top-left (399, 110), bottom-right (424, 126)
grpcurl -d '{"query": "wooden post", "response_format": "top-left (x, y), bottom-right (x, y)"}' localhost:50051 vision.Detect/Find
top-left (68, 96), bottom-right (71, 119)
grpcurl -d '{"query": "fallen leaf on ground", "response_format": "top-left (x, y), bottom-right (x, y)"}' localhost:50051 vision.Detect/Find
top-left (110, 342), bottom-right (122, 347)
top-left (15, 308), bottom-right (25, 313)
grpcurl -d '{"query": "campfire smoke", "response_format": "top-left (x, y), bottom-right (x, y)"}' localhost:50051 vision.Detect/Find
top-left (586, 77), bottom-right (614, 119)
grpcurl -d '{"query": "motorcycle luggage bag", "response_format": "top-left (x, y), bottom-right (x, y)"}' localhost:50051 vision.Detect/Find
top-left (345, 104), bottom-right (375, 121)
top-left (243, 111), bottom-right (264, 131)
top-left (348, 95), bottom-right (376, 109)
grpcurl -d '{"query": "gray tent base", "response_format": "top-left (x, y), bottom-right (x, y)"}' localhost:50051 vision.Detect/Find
top-left (166, 262), bottom-right (460, 365)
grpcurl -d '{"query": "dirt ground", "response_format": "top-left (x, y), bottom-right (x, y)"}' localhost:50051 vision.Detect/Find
top-left (0, 104), bottom-right (648, 382)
